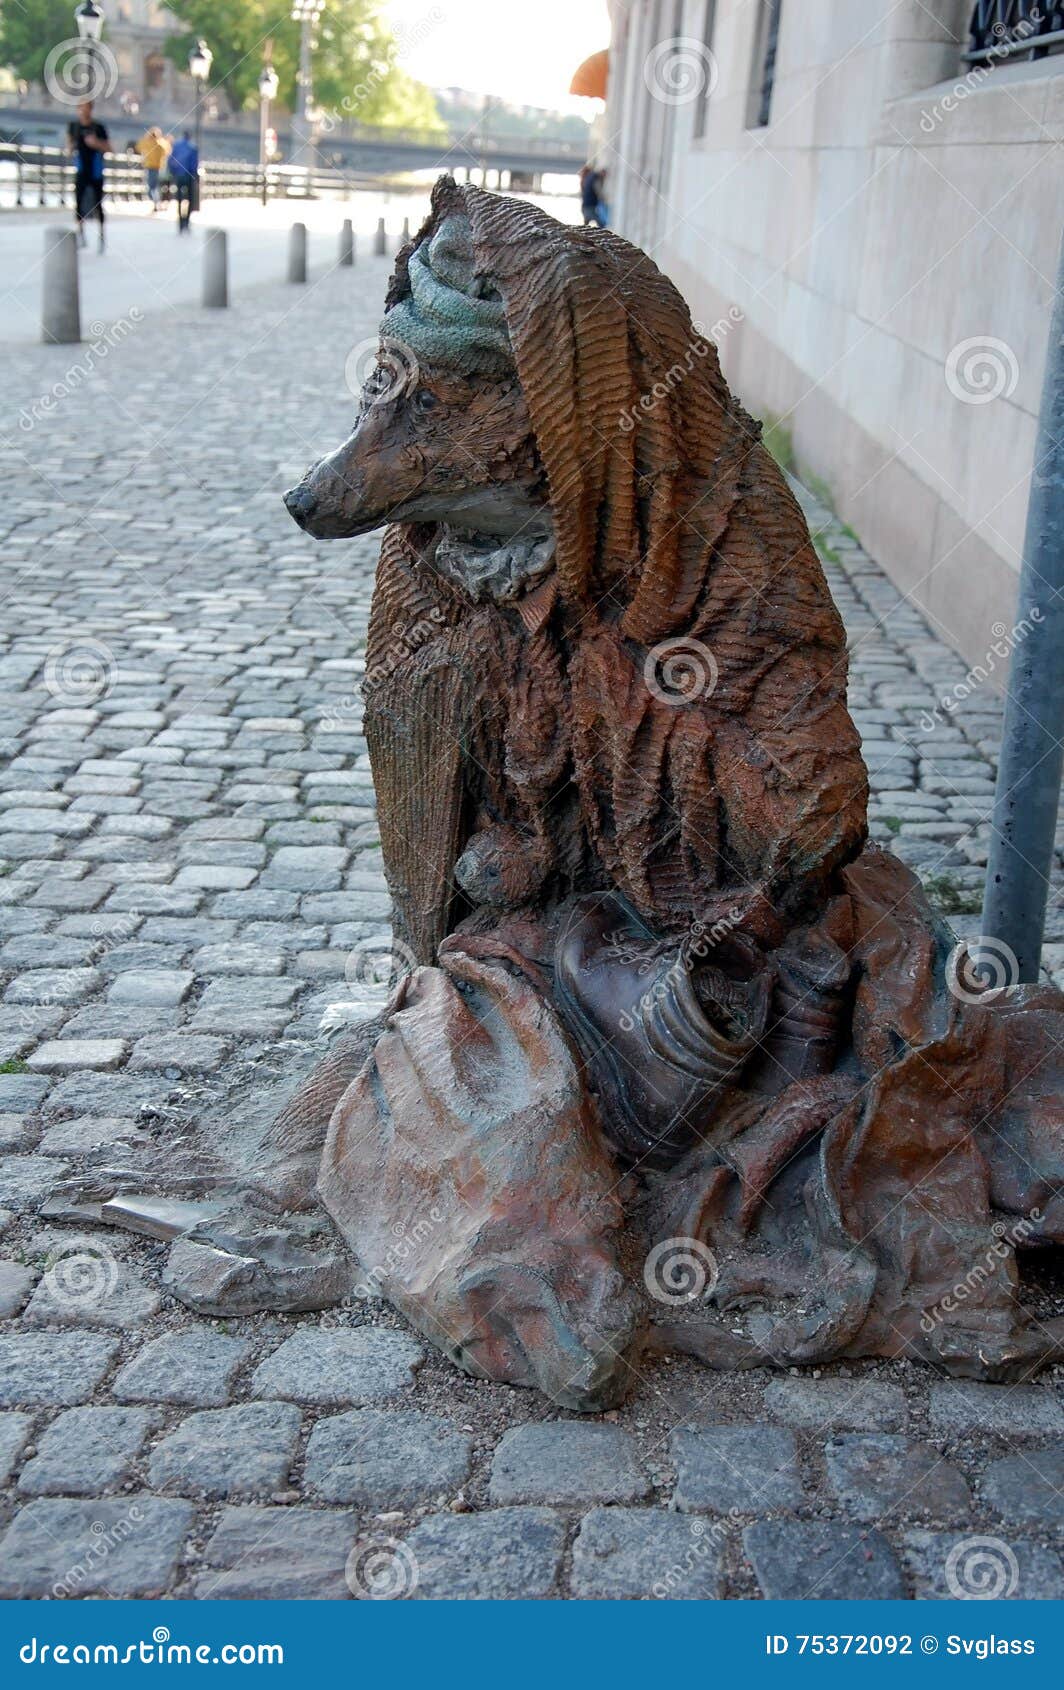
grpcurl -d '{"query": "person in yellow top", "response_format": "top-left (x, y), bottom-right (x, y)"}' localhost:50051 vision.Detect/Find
top-left (135, 127), bottom-right (171, 212)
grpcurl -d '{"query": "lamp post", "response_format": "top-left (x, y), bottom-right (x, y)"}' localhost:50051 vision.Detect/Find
top-left (188, 37), bottom-right (212, 156)
top-left (291, 0), bottom-right (324, 168)
top-left (258, 59), bottom-right (278, 204)
top-left (74, 1), bottom-right (104, 94)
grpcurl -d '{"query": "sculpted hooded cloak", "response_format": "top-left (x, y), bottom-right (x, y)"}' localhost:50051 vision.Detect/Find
top-left (362, 177), bottom-right (868, 964)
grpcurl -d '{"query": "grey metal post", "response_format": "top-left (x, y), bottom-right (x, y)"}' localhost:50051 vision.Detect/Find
top-left (339, 218), bottom-right (354, 266)
top-left (981, 231), bottom-right (1064, 980)
top-left (202, 228), bottom-right (228, 308)
top-left (374, 216), bottom-right (386, 255)
top-left (41, 227), bottom-right (80, 345)
top-left (288, 221), bottom-right (307, 283)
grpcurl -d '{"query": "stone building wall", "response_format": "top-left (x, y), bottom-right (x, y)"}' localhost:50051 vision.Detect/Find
top-left (603, 0), bottom-right (1064, 669)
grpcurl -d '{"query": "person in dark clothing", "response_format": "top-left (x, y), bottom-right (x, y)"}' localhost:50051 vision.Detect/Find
top-left (67, 100), bottom-right (109, 252)
top-left (168, 131), bottom-right (200, 234)
top-left (580, 164), bottom-right (608, 229)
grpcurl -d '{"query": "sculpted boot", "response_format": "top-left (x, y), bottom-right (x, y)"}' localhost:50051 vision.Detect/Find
top-left (554, 896), bottom-right (773, 1170)
top-left (750, 927), bottom-right (852, 1091)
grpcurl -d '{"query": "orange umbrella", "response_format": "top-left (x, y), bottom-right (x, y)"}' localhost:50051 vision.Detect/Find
top-left (570, 49), bottom-right (608, 101)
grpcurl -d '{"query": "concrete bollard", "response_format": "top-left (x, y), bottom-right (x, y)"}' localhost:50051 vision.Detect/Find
top-left (202, 228), bottom-right (229, 308)
top-left (400, 215), bottom-right (410, 247)
top-left (41, 226), bottom-right (80, 345)
top-left (288, 222), bottom-right (308, 284)
top-left (339, 219), bottom-right (355, 267)
top-left (374, 217), bottom-right (386, 256)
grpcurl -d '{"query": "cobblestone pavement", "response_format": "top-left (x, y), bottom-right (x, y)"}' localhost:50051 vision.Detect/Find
top-left (1, 249), bottom-right (1062, 1602)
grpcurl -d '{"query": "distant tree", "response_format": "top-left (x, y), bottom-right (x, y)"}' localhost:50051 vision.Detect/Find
top-left (0, 0), bottom-right (83, 87)
top-left (162, 0), bottom-right (441, 129)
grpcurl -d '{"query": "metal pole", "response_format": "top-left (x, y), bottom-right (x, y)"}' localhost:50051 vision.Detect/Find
top-left (295, 15), bottom-right (313, 166)
top-left (980, 230), bottom-right (1064, 981)
top-left (194, 76), bottom-right (203, 155)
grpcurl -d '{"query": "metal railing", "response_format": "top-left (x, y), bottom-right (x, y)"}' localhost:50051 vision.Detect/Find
top-left (0, 142), bottom-right (382, 209)
top-left (964, 0), bottom-right (1064, 63)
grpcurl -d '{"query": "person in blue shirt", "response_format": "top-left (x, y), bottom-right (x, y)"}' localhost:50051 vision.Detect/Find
top-left (168, 131), bottom-right (200, 234)
top-left (66, 100), bottom-right (109, 252)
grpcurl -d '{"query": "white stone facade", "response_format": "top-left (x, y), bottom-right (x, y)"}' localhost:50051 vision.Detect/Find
top-left (603, 0), bottom-right (1064, 668)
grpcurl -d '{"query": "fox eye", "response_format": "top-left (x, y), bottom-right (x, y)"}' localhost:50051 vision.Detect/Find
top-left (413, 388), bottom-right (438, 413)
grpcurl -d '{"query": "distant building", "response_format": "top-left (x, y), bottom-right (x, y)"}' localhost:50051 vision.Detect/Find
top-left (604, 1), bottom-right (1064, 668)
top-left (105, 1), bottom-right (192, 111)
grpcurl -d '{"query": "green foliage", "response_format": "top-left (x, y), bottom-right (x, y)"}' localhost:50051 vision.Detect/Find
top-left (922, 872), bottom-right (982, 916)
top-left (760, 412), bottom-right (795, 477)
top-left (0, 0), bottom-right (79, 86)
top-left (162, 0), bottom-right (441, 129)
top-left (0, 1058), bottom-right (27, 1074)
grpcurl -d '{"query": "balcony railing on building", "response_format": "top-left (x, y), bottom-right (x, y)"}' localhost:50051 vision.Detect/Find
top-left (964, 1), bottom-right (1064, 64)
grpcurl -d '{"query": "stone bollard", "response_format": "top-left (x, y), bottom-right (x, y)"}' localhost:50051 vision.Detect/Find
top-left (400, 215), bottom-right (410, 247)
top-left (339, 219), bottom-right (355, 267)
top-left (374, 217), bottom-right (386, 255)
top-left (202, 228), bottom-right (229, 308)
top-left (288, 222), bottom-right (308, 284)
top-left (41, 226), bottom-right (80, 345)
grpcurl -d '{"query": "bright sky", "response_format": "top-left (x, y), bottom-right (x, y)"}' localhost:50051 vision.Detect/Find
top-left (384, 0), bottom-right (610, 111)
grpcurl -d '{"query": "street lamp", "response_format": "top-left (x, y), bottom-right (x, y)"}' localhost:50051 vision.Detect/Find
top-left (258, 61), bottom-right (279, 167)
top-left (258, 59), bottom-right (279, 203)
top-left (188, 38), bottom-right (212, 155)
top-left (291, 0), bottom-right (324, 167)
top-left (74, 0), bottom-right (104, 96)
top-left (74, 1), bottom-right (104, 42)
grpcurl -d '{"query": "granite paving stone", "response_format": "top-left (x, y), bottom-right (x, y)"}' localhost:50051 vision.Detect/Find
top-left (404, 1508), bottom-right (566, 1600)
top-left (901, 1530), bottom-right (1064, 1600)
top-left (571, 1509), bottom-right (723, 1599)
top-left (743, 1520), bottom-right (906, 1600)
top-left (0, 1410), bottom-right (32, 1484)
top-left (112, 1330), bottom-right (253, 1407)
top-left (24, 1259), bottom-right (161, 1330)
top-left (0, 1332), bottom-right (120, 1405)
top-left (981, 1448), bottom-right (1064, 1529)
top-left (304, 1409), bottom-right (473, 1508)
top-left (825, 1434), bottom-right (971, 1522)
top-left (148, 1402), bottom-right (303, 1498)
top-left (671, 1425), bottom-right (804, 1513)
top-left (489, 1422), bottom-right (651, 1506)
top-left (251, 1327), bottom-right (423, 1406)
top-left (0, 1259), bottom-right (37, 1316)
top-left (18, 1406), bottom-right (153, 1496)
top-left (196, 1505), bottom-right (361, 1600)
top-left (0, 1497), bottom-right (193, 1598)
top-left (929, 1382), bottom-right (1064, 1437)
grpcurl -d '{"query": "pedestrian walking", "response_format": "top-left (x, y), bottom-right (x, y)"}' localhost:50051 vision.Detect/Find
top-left (580, 164), bottom-right (608, 229)
top-left (67, 98), bottom-right (110, 253)
top-left (135, 126), bottom-right (171, 212)
top-left (168, 130), bottom-right (200, 234)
